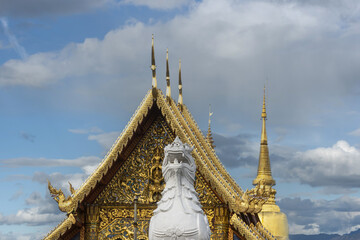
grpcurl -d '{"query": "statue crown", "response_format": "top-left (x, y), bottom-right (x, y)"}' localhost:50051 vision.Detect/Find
top-left (164, 137), bottom-right (193, 155)
top-left (164, 137), bottom-right (194, 167)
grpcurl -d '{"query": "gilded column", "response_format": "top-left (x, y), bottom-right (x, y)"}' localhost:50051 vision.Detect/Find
top-left (85, 205), bottom-right (99, 240)
top-left (228, 227), bottom-right (234, 240)
top-left (80, 226), bottom-right (85, 240)
top-left (213, 206), bottom-right (229, 240)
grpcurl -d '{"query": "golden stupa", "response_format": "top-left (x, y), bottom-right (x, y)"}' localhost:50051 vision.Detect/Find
top-left (251, 87), bottom-right (289, 240)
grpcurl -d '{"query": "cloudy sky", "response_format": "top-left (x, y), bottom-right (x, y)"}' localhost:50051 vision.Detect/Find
top-left (0, 0), bottom-right (360, 239)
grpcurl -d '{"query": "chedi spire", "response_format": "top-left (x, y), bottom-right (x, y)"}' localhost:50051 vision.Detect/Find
top-left (253, 86), bottom-right (275, 186)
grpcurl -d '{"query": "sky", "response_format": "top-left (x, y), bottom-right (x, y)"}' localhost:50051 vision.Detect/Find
top-left (0, 0), bottom-right (360, 239)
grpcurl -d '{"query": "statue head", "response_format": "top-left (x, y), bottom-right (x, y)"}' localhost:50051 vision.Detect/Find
top-left (163, 137), bottom-right (195, 183)
top-left (48, 180), bottom-right (65, 203)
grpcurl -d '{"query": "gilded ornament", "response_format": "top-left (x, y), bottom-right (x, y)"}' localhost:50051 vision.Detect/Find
top-left (48, 180), bottom-right (75, 214)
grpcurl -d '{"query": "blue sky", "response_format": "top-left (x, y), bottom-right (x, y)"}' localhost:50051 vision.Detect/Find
top-left (1, 0), bottom-right (360, 239)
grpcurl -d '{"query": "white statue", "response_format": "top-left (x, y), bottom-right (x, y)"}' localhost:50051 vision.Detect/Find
top-left (149, 137), bottom-right (211, 240)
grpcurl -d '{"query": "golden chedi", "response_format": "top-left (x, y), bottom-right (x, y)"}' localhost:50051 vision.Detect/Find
top-left (252, 87), bottom-right (289, 240)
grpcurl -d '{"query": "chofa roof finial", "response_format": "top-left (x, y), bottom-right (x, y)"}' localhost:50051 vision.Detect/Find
top-left (177, 59), bottom-right (183, 109)
top-left (166, 49), bottom-right (171, 100)
top-left (151, 35), bottom-right (157, 90)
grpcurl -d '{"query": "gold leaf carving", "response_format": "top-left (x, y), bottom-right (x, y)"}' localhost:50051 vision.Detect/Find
top-left (95, 116), bottom-right (173, 205)
top-left (95, 115), bottom-right (223, 239)
top-left (203, 208), bottom-right (215, 232)
top-left (195, 172), bottom-right (222, 207)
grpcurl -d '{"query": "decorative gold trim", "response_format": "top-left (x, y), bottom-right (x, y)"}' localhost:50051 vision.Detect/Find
top-left (44, 90), bottom-right (154, 238)
top-left (256, 222), bottom-right (277, 240)
top-left (69, 90), bottom-right (154, 211)
top-left (44, 214), bottom-right (76, 240)
top-left (182, 104), bottom-right (244, 196)
top-left (230, 214), bottom-right (264, 240)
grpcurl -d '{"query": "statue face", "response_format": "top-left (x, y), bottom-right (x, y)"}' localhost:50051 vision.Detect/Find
top-left (164, 152), bottom-right (191, 167)
top-left (162, 137), bottom-right (196, 183)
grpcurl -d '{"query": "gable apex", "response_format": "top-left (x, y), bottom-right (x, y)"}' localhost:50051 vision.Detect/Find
top-left (45, 87), bottom-right (265, 240)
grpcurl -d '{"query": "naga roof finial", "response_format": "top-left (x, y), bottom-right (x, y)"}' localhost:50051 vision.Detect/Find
top-left (177, 59), bottom-right (183, 110)
top-left (151, 35), bottom-right (157, 94)
top-left (166, 49), bottom-right (171, 100)
top-left (206, 104), bottom-right (215, 148)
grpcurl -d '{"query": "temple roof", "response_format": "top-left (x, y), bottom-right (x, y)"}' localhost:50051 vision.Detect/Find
top-left (44, 39), bottom-right (269, 239)
top-left (45, 86), bottom-right (267, 239)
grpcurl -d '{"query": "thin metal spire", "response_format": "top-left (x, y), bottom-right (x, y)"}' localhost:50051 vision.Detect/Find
top-left (261, 85), bottom-right (267, 144)
top-left (151, 35), bottom-right (157, 89)
top-left (206, 104), bottom-right (215, 148)
top-left (166, 49), bottom-right (171, 100)
top-left (177, 59), bottom-right (183, 109)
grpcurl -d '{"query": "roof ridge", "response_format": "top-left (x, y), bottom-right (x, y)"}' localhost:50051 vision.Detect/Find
top-left (154, 90), bottom-right (243, 210)
top-left (182, 106), bottom-right (243, 196)
top-left (46, 87), bottom-right (263, 239)
top-left (71, 90), bottom-right (154, 208)
top-left (44, 214), bottom-right (76, 240)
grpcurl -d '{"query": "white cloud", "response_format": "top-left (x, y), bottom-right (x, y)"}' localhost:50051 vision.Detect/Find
top-left (68, 126), bottom-right (103, 134)
top-left (0, 0), bottom-right (112, 17)
top-left (349, 128), bottom-right (360, 136)
top-left (280, 196), bottom-right (360, 234)
top-left (33, 171), bottom-right (91, 191)
top-left (0, 192), bottom-right (63, 227)
top-left (120, 0), bottom-right (194, 10)
top-left (9, 188), bottom-right (24, 201)
top-left (1, 156), bottom-right (101, 168)
top-left (0, 0), bottom-right (359, 128)
top-left (213, 133), bottom-right (259, 168)
top-left (289, 141), bottom-right (360, 186)
top-left (88, 131), bottom-right (120, 150)
top-left (269, 140), bottom-right (360, 189)
top-left (0, 231), bottom-right (44, 240)
top-left (0, 22), bottom-right (150, 87)
top-left (0, 18), bottom-right (28, 59)
top-left (0, 53), bottom-right (58, 86)
top-left (215, 132), bottom-right (360, 190)
top-left (69, 127), bottom-right (120, 151)
top-left (2, 207), bottom-right (63, 226)
top-left (82, 164), bottom-right (99, 175)
top-left (289, 223), bottom-right (320, 235)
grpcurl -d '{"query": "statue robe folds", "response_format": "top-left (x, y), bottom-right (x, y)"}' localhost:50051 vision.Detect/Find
top-left (149, 137), bottom-right (211, 240)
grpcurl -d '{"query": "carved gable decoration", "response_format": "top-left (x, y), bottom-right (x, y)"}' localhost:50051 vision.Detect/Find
top-left (92, 115), bottom-right (222, 240)
top-left (95, 116), bottom-right (173, 205)
top-left (45, 89), bottom-right (268, 240)
top-left (96, 115), bottom-right (222, 206)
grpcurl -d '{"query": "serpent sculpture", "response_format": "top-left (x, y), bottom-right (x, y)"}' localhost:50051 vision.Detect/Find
top-left (149, 137), bottom-right (211, 240)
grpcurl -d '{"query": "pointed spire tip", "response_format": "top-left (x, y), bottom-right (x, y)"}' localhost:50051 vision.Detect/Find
top-left (262, 85), bottom-right (267, 119)
top-left (151, 35), bottom-right (157, 90)
top-left (177, 58), bottom-right (183, 107)
top-left (166, 48), bottom-right (171, 99)
top-left (206, 104), bottom-right (215, 148)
